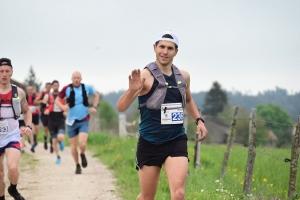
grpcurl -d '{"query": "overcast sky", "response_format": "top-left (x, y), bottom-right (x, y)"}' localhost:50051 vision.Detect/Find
top-left (1, 0), bottom-right (299, 95)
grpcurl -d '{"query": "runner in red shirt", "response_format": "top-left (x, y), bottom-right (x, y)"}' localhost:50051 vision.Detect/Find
top-left (44, 80), bottom-right (66, 164)
top-left (34, 82), bottom-right (53, 153)
top-left (20, 85), bottom-right (40, 153)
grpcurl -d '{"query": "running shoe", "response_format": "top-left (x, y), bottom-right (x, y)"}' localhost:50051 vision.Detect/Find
top-left (75, 164), bottom-right (82, 174)
top-left (30, 146), bottom-right (35, 153)
top-left (59, 141), bottom-right (65, 151)
top-left (80, 153), bottom-right (88, 168)
top-left (50, 145), bottom-right (54, 153)
top-left (8, 186), bottom-right (25, 200)
top-left (55, 157), bottom-right (61, 164)
top-left (44, 141), bottom-right (48, 150)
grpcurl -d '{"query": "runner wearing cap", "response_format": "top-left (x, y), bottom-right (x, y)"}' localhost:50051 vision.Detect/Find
top-left (0, 58), bottom-right (33, 200)
top-left (116, 31), bottom-right (208, 200)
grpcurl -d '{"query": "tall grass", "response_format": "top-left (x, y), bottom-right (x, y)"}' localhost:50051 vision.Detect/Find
top-left (87, 133), bottom-right (300, 200)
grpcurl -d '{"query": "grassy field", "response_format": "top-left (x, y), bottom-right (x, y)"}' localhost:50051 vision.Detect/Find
top-left (87, 133), bottom-right (300, 200)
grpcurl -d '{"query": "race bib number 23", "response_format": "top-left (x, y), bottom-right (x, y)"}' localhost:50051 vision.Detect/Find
top-left (161, 103), bottom-right (184, 124)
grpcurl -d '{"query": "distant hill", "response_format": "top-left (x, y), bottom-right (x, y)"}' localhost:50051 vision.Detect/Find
top-left (102, 87), bottom-right (300, 122)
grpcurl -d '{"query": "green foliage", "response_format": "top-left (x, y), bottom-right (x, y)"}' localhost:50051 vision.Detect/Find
top-left (99, 100), bottom-right (119, 133)
top-left (257, 104), bottom-right (293, 147)
top-left (125, 102), bottom-right (140, 134)
top-left (88, 133), bottom-right (300, 200)
top-left (203, 81), bottom-right (228, 116)
top-left (215, 105), bottom-right (274, 146)
top-left (24, 66), bottom-right (42, 92)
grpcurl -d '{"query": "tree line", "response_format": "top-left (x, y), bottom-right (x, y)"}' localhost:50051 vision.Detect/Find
top-left (24, 67), bottom-right (298, 147)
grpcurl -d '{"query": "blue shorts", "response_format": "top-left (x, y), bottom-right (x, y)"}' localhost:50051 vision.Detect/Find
top-left (67, 120), bottom-right (89, 138)
top-left (0, 141), bottom-right (21, 156)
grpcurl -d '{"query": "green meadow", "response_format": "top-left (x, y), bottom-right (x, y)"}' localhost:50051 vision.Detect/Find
top-left (88, 133), bottom-right (300, 200)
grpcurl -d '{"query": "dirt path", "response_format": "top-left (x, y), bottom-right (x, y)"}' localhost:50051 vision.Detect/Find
top-left (5, 143), bottom-right (122, 200)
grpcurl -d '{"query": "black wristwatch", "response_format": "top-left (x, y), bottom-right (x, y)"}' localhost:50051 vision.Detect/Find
top-left (26, 125), bottom-right (33, 130)
top-left (195, 117), bottom-right (205, 125)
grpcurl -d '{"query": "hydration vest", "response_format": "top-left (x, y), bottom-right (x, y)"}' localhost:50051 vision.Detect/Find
top-left (138, 62), bottom-right (187, 110)
top-left (39, 91), bottom-right (50, 112)
top-left (0, 84), bottom-right (21, 120)
top-left (26, 93), bottom-right (36, 103)
top-left (66, 84), bottom-right (89, 108)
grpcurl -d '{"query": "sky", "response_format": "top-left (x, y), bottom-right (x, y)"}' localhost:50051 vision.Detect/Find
top-left (1, 0), bottom-right (299, 95)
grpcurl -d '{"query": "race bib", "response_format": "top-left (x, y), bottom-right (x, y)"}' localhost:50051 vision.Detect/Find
top-left (66, 119), bottom-right (75, 126)
top-left (0, 120), bottom-right (9, 135)
top-left (54, 104), bottom-right (62, 112)
top-left (161, 103), bottom-right (184, 124)
top-left (29, 106), bottom-right (37, 113)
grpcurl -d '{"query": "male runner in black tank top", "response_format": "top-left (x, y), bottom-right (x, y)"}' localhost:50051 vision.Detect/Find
top-left (116, 31), bottom-right (208, 200)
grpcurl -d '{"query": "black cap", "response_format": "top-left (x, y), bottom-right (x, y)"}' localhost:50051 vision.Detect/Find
top-left (0, 58), bottom-right (12, 68)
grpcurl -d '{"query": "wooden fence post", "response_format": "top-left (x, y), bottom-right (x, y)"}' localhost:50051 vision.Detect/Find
top-left (194, 109), bottom-right (201, 169)
top-left (220, 106), bottom-right (239, 179)
top-left (243, 108), bottom-right (257, 194)
top-left (288, 116), bottom-right (300, 198)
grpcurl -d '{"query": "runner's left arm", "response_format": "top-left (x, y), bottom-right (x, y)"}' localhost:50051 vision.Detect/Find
top-left (92, 90), bottom-right (100, 108)
top-left (87, 86), bottom-right (99, 114)
top-left (18, 88), bottom-right (33, 127)
top-left (181, 70), bottom-right (208, 141)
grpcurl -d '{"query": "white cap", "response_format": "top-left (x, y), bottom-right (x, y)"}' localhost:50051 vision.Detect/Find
top-left (155, 30), bottom-right (179, 47)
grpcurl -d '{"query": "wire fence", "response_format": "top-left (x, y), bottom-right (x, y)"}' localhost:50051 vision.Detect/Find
top-left (107, 109), bottom-right (300, 197)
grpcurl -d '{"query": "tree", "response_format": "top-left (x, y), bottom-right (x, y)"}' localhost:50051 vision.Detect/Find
top-left (202, 81), bottom-right (228, 116)
top-left (217, 105), bottom-right (269, 146)
top-left (99, 100), bottom-right (118, 133)
top-left (257, 104), bottom-right (294, 147)
top-left (24, 66), bottom-right (42, 92)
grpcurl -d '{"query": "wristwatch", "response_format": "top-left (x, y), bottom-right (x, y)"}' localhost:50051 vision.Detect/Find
top-left (26, 125), bottom-right (33, 130)
top-left (195, 117), bottom-right (205, 125)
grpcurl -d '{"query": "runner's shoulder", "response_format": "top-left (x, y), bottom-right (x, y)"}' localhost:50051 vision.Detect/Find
top-left (16, 87), bottom-right (26, 99)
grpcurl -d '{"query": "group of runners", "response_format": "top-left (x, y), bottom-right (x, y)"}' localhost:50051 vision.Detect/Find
top-left (19, 81), bottom-right (67, 164)
top-left (0, 58), bottom-right (99, 200)
top-left (1, 31), bottom-right (208, 200)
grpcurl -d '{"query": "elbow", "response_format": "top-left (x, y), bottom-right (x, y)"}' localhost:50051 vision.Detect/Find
top-left (116, 103), bottom-right (126, 112)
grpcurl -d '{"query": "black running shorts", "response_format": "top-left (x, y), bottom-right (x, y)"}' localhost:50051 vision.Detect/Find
top-left (18, 120), bottom-right (25, 128)
top-left (32, 114), bottom-right (39, 125)
top-left (40, 114), bottom-right (49, 127)
top-left (135, 134), bottom-right (188, 170)
top-left (49, 119), bottom-right (65, 139)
